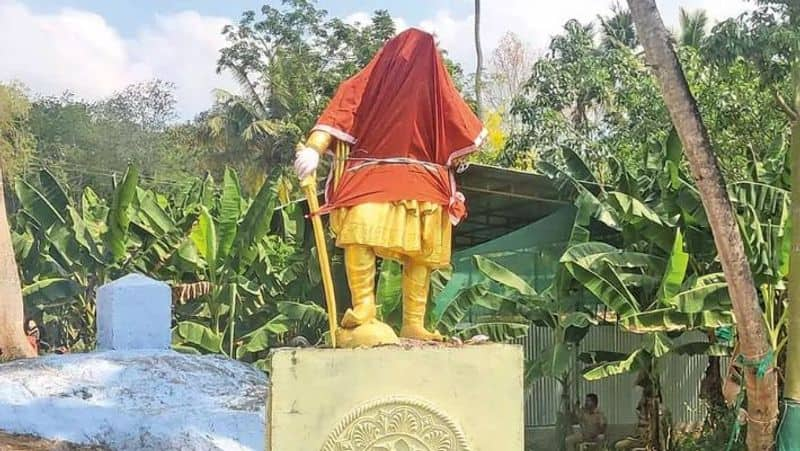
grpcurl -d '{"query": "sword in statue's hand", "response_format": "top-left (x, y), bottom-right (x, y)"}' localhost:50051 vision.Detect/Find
top-left (297, 143), bottom-right (338, 347)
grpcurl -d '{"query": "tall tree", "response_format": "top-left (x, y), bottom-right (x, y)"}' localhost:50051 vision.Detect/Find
top-left (474, 0), bottom-right (483, 118)
top-left (626, 1), bottom-right (778, 449)
top-left (0, 84), bottom-right (35, 359)
top-left (0, 168), bottom-right (34, 359)
top-left (0, 84), bottom-right (34, 178)
top-left (485, 32), bottom-right (535, 115)
top-left (95, 80), bottom-right (177, 132)
top-left (29, 82), bottom-right (192, 196)
top-left (212, 4), bottom-right (403, 180)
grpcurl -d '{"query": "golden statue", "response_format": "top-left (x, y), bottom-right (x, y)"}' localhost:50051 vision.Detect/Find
top-left (295, 29), bottom-right (485, 348)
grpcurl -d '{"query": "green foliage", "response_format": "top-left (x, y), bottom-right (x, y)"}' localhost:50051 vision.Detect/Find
top-left (508, 5), bottom-right (791, 182)
top-left (672, 405), bottom-right (746, 450)
top-left (0, 83), bottom-right (35, 178)
top-left (204, 1), bottom-right (470, 188)
top-left (27, 83), bottom-right (203, 197)
top-left (376, 259), bottom-right (402, 326)
top-left (678, 8), bottom-right (709, 49)
top-left (10, 166), bottom-right (326, 360)
top-left (205, 3), bottom-right (397, 180)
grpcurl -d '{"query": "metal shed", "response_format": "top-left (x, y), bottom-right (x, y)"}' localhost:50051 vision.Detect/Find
top-left (451, 165), bottom-right (715, 429)
top-left (454, 164), bottom-right (568, 249)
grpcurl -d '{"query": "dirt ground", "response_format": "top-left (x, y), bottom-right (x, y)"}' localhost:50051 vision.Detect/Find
top-left (0, 431), bottom-right (106, 451)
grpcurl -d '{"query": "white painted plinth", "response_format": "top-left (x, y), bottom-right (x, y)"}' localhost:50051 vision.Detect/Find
top-left (268, 344), bottom-right (524, 451)
top-left (97, 273), bottom-right (171, 351)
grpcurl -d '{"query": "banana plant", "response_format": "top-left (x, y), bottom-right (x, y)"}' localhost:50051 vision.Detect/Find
top-left (562, 229), bottom-right (733, 451)
top-left (729, 136), bottom-right (792, 361)
top-left (11, 165), bottom-right (200, 350)
top-left (534, 133), bottom-right (733, 450)
top-left (467, 192), bottom-right (598, 450)
top-left (10, 165), bottom-right (325, 361)
top-left (170, 168), bottom-right (329, 367)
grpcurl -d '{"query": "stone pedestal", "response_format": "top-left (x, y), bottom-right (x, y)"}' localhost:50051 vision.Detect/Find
top-left (267, 344), bottom-right (524, 451)
top-left (96, 273), bottom-right (171, 351)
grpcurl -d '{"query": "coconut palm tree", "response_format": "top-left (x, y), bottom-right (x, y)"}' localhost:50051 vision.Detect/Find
top-left (198, 86), bottom-right (288, 193)
top-left (678, 8), bottom-right (709, 49)
top-left (599, 2), bottom-right (638, 50)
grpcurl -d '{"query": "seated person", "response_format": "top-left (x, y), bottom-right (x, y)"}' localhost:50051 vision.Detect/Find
top-left (565, 393), bottom-right (607, 451)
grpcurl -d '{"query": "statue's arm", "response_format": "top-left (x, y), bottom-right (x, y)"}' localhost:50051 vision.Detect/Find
top-left (294, 130), bottom-right (332, 180)
top-left (302, 130), bottom-right (332, 154)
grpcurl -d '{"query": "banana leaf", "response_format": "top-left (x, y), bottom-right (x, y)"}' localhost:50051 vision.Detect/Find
top-left (452, 320), bottom-right (529, 342)
top-left (235, 315), bottom-right (290, 359)
top-left (620, 308), bottom-right (735, 333)
top-left (22, 278), bottom-right (80, 306)
top-left (474, 254), bottom-right (537, 296)
top-left (277, 301), bottom-right (328, 330)
top-left (217, 168), bottom-right (242, 261)
top-left (236, 171), bottom-right (280, 265)
top-left (15, 178), bottom-right (66, 230)
top-left (665, 274), bottom-right (730, 313)
top-left (38, 169), bottom-right (69, 215)
top-left (107, 166), bottom-right (139, 261)
top-left (376, 259), bottom-right (403, 322)
top-left (190, 207), bottom-right (218, 277)
top-left (657, 229), bottom-right (688, 302)
top-left (527, 342), bottom-right (574, 380)
top-left (582, 348), bottom-right (645, 381)
top-left (176, 321), bottom-right (222, 353)
top-left (562, 243), bottom-right (639, 317)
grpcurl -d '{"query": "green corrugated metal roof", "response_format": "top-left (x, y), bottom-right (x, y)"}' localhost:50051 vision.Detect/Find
top-left (454, 164), bottom-right (568, 249)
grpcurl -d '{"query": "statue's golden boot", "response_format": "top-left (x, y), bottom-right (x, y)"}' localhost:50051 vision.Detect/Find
top-left (399, 262), bottom-right (443, 341)
top-left (341, 245), bottom-right (378, 328)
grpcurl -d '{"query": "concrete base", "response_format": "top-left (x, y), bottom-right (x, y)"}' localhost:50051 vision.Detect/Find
top-left (97, 273), bottom-right (171, 351)
top-left (267, 344), bottom-right (524, 451)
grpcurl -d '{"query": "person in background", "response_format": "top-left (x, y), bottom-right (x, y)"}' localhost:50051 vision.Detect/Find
top-left (565, 393), bottom-right (608, 451)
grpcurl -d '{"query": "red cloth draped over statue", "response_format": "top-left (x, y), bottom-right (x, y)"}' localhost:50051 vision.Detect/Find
top-left (313, 28), bottom-right (485, 225)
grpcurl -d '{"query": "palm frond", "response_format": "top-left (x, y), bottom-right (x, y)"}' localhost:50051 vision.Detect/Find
top-left (229, 65), bottom-right (268, 117)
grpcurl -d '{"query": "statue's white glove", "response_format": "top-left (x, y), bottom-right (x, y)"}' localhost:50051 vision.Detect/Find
top-left (294, 147), bottom-right (320, 179)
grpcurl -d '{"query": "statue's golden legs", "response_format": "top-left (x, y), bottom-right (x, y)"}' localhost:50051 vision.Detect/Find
top-left (400, 261), bottom-right (444, 341)
top-left (342, 245), bottom-right (378, 328)
top-left (336, 245), bottom-right (398, 347)
top-left (340, 244), bottom-right (443, 341)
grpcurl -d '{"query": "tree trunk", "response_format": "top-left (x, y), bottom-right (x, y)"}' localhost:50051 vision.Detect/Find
top-left (556, 376), bottom-right (570, 451)
top-left (474, 0), bottom-right (483, 118)
top-left (637, 362), bottom-right (667, 451)
top-left (0, 168), bottom-right (35, 359)
top-left (626, 1), bottom-right (778, 449)
top-left (700, 332), bottom-right (725, 416)
top-left (700, 355), bottom-right (725, 408)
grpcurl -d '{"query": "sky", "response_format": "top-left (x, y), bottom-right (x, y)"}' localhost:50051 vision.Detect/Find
top-left (0, 0), bottom-right (756, 120)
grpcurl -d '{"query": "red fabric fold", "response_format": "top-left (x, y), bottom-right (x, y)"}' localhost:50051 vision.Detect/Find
top-left (313, 28), bottom-right (484, 224)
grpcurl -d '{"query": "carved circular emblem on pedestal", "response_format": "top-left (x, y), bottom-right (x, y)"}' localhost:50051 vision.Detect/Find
top-left (321, 396), bottom-right (472, 451)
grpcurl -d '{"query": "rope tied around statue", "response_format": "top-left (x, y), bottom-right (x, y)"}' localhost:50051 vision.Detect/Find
top-left (305, 147), bottom-right (472, 226)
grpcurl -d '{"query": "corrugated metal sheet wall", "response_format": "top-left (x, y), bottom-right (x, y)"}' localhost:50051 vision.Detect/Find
top-left (519, 325), bottom-right (716, 426)
top-left (522, 326), bottom-right (559, 426)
